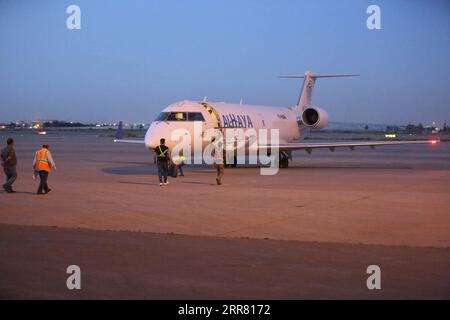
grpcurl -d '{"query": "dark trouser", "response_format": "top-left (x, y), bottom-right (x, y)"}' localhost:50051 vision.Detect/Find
top-left (37, 170), bottom-right (49, 193)
top-left (216, 164), bottom-right (224, 182)
top-left (3, 166), bottom-right (17, 189)
top-left (178, 164), bottom-right (184, 176)
top-left (157, 161), bottom-right (168, 183)
top-left (173, 164), bottom-right (184, 178)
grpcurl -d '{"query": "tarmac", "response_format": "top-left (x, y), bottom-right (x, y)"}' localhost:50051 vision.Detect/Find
top-left (0, 131), bottom-right (449, 299)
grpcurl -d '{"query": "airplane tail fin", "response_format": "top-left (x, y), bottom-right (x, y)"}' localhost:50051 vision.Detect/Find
top-left (115, 121), bottom-right (124, 140)
top-left (278, 71), bottom-right (359, 112)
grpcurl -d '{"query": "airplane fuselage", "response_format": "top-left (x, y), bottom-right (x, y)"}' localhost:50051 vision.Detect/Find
top-left (144, 100), bottom-right (301, 151)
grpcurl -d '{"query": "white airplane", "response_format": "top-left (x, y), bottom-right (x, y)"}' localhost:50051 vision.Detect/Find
top-left (115, 71), bottom-right (438, 168)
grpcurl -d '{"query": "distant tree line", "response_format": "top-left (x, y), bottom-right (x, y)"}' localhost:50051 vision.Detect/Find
top-left (405, 123), bottom-right (425, 134)
top-left (384, 122), bottom-right (449, 134)
top-left (42, 120), bottom-right (90, 128)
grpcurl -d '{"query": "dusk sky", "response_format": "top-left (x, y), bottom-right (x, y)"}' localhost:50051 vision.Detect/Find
top-left (0, 0), bottom-right (449, 125)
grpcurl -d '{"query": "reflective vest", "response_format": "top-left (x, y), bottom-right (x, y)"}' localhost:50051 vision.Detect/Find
top-left (35, 149), bottom-right (51, 172)
top-left (156, 145), bottom-right (168, 158)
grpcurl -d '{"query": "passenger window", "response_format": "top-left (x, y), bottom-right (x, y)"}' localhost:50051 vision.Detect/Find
top-left (167, 112), bottom-right (187, 121)
top-left (188, 112), bottom-right (205, 121)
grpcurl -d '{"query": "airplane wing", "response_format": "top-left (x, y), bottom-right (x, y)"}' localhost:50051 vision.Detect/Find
top-left (260, 139), bottom-right (439, 153)
top-left (113, 139), bottom-right (145, 144)
top-left (113, 121), bottom-right (145, 144)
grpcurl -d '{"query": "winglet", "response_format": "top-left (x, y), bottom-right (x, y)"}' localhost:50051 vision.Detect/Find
top-left (115, 121), bottom-right (124, 140)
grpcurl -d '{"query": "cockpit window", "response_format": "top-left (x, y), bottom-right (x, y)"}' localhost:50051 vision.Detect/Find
top-left (187, 112), bottom-right (205, 121)
top-left (155, 112), bottom-right (205, 122)
top-left (167, 112), bottom-right (187, 121)
top-left (155, 112), bottom-right (169, 121)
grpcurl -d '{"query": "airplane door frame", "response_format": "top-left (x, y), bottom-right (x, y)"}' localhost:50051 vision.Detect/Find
top-left (201, 102), bottom-right (222, 129)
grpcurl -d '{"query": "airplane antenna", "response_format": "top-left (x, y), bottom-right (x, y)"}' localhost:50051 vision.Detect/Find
top-left (202, 96), bottom-right (208, 102)
top-left (240, 98), bottom-right (244, 104)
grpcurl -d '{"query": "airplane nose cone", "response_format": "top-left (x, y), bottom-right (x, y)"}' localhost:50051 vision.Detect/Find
top-left (144, 123), bottom-right (161, 149)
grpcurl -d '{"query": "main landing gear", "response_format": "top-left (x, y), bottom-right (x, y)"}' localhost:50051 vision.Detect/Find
top-left (223, 153), bottom-right (290, 168)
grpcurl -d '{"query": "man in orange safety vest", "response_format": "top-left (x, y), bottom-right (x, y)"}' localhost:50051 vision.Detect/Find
top-left (33, 144), bottom-right (57, 195)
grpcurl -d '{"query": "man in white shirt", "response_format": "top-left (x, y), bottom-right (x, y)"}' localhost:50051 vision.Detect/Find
top-left (212, 136), bottom-right (224, 185)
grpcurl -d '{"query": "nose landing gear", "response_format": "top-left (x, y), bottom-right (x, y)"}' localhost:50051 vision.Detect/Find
top-left (279, 151), bottom-right (290, 168)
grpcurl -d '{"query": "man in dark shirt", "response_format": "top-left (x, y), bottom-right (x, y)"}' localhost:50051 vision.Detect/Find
top-left (154, 138), bottom-right (171, 186)
top-left (1, 138), bottom-right (18, 193)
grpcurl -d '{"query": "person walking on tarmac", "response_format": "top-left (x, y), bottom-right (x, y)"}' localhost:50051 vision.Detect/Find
top-left (33, 144), bottom-right (56, 195)
top-left (154, 138), bottom-right (171, 186)
top-left (212, 136), bottom-right (224, 185)
top-left (1, 138), bottom-right (18, 193)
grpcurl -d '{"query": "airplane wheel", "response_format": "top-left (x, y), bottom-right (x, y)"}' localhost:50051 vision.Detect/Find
top-left (279, 156), bottom-right (289, 168)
